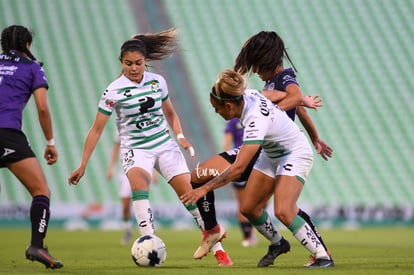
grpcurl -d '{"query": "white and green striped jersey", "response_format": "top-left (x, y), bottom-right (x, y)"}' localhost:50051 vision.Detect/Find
top-left (241, 89), bottom-right (312, 160)
top-left (98, 72), bottom-right (171, 149)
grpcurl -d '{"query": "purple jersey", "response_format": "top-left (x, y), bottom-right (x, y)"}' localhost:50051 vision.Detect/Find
top-left (263, 67), bottom-right (298, 121)
top-left (0, 51), bottom-right (48, 130)
top-left (225, 118), bottom-right (243, 148)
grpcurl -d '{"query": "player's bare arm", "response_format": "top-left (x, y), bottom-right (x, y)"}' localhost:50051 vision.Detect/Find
top-left (181, 144), bottom-right (260, 205)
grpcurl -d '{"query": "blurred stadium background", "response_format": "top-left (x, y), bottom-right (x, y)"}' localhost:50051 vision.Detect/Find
top-left (0, 0), bottom-right (413, 229)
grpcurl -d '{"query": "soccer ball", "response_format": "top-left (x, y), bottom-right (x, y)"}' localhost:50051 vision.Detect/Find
top-left (131, 235), bottom-right (167, 267)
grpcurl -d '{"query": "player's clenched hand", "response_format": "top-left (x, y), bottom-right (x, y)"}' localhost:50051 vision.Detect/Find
top-left (68, 167), bottom-right (85, 186)
top-left (176, 136), bottom-right (195, 158)
top-left (44, 146), bottom-right (58, 165)
top-left (180, 187), bottom-right (208, 206)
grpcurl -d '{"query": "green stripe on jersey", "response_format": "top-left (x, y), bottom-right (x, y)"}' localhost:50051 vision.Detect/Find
top-left (117, 92), bottom-right (144, 103)
top-left (125, 106), bottom-right (162, 117)
top-left (129, 130), bottom-right (170, 144)
top-left (243, 140), bottom-right (262, 145)
top-left (123, 99), bottom-right (162, 110)
top-left (130, 135), bottom-right (171, 149)
top-left (115, 86), bottom-right (138, 94)
top-left (98, 107), bottom-right (111, 115)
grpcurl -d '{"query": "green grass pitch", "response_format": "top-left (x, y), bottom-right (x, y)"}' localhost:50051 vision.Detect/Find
top-left (0, 227), bottom-right (413, 274)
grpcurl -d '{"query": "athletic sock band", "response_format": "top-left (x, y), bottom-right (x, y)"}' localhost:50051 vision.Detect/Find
top-left (250, 210), bottom-right (268, 226)
top-left (288, 215), bottom-right (306, 234)
top-left (132, 190), bottom-right (149, 201)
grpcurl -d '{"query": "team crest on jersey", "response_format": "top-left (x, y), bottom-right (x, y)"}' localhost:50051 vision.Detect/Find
top-left (150, 80), bottom-right (161, 93)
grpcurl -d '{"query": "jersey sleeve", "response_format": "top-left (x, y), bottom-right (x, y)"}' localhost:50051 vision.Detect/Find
top-left (98, 87), bottom-right (116, 115)
top-left (224, 119), bottom-right (234, 133)
top-left (158, 75), bottom-right (169, 101)
top-left (31, 64), bottom-right (49, 91)
top-left (281, 69), bottom-right (299, 90)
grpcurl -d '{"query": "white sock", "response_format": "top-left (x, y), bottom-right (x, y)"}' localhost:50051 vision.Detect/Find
top-left (132, 199), bottom-right (155, 236)
top-left (212, 241), bottom-right (223, 254)
top-left (252, 210), bottom-right (282, 245)
top-left (187, 206), bottom-right (205, 231)
top-left (289, 215), bottom-right (329, 260)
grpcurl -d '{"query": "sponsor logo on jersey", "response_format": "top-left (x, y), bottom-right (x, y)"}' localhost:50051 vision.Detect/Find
top-left (105, 99), bottom-right (115, 107)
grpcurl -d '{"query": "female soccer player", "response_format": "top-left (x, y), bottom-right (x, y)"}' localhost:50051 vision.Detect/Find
top-left (191, 30), bottom-right (333, 268)
top-left (182, 69), bottom-right (334, 268)
top-left (198, 95), bottom-right (320, 249)
top-left (68, 29), bottom-right (225, 261)
top-left (0, 25), bottom-right (63, 269)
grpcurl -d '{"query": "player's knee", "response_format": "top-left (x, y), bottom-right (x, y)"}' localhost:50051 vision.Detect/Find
top-left (239, 204), bottom-right (256, 220)
top-left (274, 207), bottom-right (296, 226)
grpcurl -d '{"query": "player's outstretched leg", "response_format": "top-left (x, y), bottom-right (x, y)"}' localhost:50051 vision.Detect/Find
top-left (26, 195), bottom-right (63, 269)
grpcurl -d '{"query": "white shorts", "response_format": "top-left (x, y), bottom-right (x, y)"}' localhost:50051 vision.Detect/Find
top-left (118, 172), bottom-right (131, 198)
top-left (253, 147), bottom-right (314, 183)
top-left (120, 139), bottom-right (189, 182)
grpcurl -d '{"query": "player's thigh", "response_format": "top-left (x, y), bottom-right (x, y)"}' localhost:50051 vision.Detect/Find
top-left (191, 154), bottom-right (231, 184)
top-left (273, 153), bottom-right (311, 217)
top-left (240, 169), bottom-right (274, 215)
top-left (8, 157), bottom-right (49, 197)
top-left (119, 172), bottom-right (131, 198)
top-left (126, 167), bottom-right (151, 191)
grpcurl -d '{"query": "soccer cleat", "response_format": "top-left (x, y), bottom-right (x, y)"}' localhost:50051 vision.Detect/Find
top-left (120, 230), bottom-right (132, 245)
top-left (257, 237), bottom-right (290, 267)
top-left (25, 245), bottom-right (63, 269)
top-left (194, 224), bottom-right (226, 259)
top-left (305, 255), bottom-right (335, 268)
top-left (214, 250), bottom-right (233, 266)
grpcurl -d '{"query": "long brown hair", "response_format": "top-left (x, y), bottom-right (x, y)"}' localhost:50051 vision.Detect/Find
top-left (120, 28), bottom-right (178, 61)
top-left (233, 31), bottom-right (296, 76)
